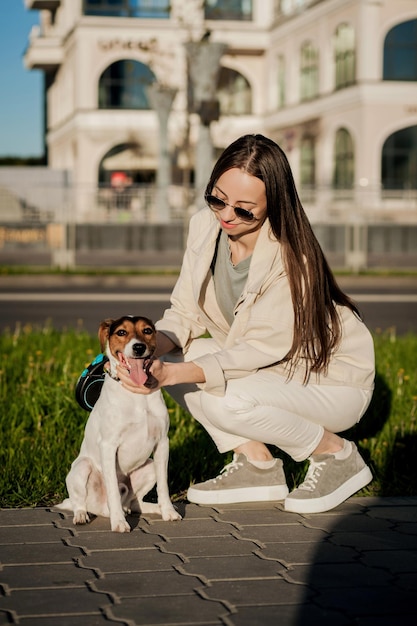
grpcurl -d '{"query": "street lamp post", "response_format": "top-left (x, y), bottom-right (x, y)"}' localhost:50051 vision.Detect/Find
top-left (184, 39), bottom-right (227, 206)
top-left (146, 83), bottom-right (178, 222)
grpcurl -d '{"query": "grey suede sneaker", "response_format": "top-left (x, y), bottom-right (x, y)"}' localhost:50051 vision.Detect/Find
top-left (187, 453), bottom-right (289, 505)
top-left (284, 442), bottom-right (372, 514)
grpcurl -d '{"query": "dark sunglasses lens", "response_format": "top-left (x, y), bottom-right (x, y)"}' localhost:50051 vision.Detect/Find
top-left (207, 195), bottom-right (226, 210)
top-left (235, 207), bottom-right (255, 221)
top-left (206, 195), bottom-right (255, 222)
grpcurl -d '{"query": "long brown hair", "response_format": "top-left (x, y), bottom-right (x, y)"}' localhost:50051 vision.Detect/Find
top-left (205, 134), bottom-right (360, 381)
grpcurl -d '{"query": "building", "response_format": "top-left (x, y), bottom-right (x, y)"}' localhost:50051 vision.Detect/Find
top-left (6, 0), bottom-right (415, 269)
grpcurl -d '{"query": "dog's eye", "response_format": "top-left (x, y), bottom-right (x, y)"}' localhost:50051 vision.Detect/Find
top-left (116, 329), bottom-right (127, 336)
top-left (143, 327), bottom-right (154, 335)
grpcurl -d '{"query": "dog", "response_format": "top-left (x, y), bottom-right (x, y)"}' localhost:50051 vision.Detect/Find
top-left (56, 315), bottom-right (181, 532)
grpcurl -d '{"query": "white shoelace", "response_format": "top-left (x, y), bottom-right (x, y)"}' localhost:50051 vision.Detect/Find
top-left (211, 454), bottom-right (243, 483)
top-left (298, 457), bottom-right (327, 491)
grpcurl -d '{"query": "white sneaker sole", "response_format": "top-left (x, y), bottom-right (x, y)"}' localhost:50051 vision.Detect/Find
top-left (187, 484), bottom-right (289, 505)
top-left (284, 465), bottom-right (373, 514)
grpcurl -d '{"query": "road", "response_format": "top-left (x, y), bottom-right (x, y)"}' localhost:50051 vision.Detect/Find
top-left (0, 274), bottom-right (416, 336)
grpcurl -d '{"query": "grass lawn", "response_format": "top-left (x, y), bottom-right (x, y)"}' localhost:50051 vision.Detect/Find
top-left (0, 324), bottom-right (416, 507)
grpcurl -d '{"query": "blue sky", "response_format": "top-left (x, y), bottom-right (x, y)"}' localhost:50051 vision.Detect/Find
top-left (0, 1), bottom-right (43, 157)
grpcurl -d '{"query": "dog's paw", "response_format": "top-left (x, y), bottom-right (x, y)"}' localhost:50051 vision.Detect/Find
top-left (73, 510), bottom-right (90, 525)
top-left (111, 518), bottom-right (131, 533)
top-left (161, 505), bottom-right (182, 522)
top-left (140, 502), bottom-right (162, 515)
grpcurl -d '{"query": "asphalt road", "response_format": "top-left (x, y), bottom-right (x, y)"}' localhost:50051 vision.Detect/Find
top-left (0, 274), bottom-right (416, 336)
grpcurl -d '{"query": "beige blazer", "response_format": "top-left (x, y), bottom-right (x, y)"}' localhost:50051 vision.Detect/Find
top-left (156, 209), bottom-right (375, 396)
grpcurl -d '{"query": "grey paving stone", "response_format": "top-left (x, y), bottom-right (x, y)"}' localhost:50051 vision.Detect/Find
top-left (108, 593), bottom-right (228, 625)
top-left (223, 603), bottom-right (351, 626)
top-left (348, 616), bottom-right (417, 626)
top-left (92, 570), bottom-right (203, 597)
top-left (302, 514), bottom-right (392, 532)
top-left (79, 550), bottom-right (183, 573)
top-left (360, 548), bottom-right (417, 572)
top-left (18, 615), bottom-right (126, 626)
top-left (366, 506), bottom-right (417, 522)
top-left (0, 563), bottom-right (96, 589)
top-left (330, 530), bottom-right (417, 550)
top-left (178, 554), bottom-right (286, 581)
top-left (0, 587), bottom-right (113, 618)
top-left (205, 578), bottom-right (313, 606)
top-left (237, 524), bottom-right (327, 544)
top-left (283, 562), bottom-right (392, 587)
top-left (160, 536), bottom-right (260, 558)
top-left (142, 518), bottom-right (238, 538)
top-left (67, 529), bottom-right (163, 551)
top-left (0, 509), bottom-right (56, 525)
top-left (214, 507), bottom-right (293, 527)
top-left (0, 543), bottom-right (83, 565)
top-left (313, 585), bottom-right (415, 616)
top-left (177, 504), bottom-right (219, 520)
top-left (0, 524), bottom-right (72, 544)
top-left (394, 572), bottom-right (417, 591)
top-left (260, 541), bottom-right (358, 565)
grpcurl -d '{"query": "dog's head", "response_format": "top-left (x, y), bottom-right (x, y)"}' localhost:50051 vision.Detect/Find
top-left (98, 315), bottom-right (158, 388)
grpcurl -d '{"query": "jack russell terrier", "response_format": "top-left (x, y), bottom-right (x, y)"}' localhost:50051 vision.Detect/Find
top-left (57, 315), bottom-right (181, 532)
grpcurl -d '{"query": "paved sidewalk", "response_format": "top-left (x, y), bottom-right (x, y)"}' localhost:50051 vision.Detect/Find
top-left (0, 497), bottom-right (416, 625)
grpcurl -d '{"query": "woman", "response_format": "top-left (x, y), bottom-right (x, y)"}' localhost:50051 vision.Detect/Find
top-left (118, 134), bottom-right (375, 514)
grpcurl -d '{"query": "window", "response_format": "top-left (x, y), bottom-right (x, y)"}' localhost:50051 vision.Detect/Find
top-left (276, 0), bottom-right (317, 18)
top-left (383, 19), bottom-right (417, 81)
top-left (98, 60), bottom-right (155, 109)
top-left (205, 0), bottom-right (252, 21)
top-left (217, 68), bottom-right (251, 115)
top-left (300, 136), bottom-right (315, 187)
top-left (300, 41), bottom-right (318, 101)
top-left (333, 128), bottom-right (354, 189)
top-left (276, 54), bottom-right (286, 109)
top-left (382, 126), bottom-right (417, 189)
top-left (83, 0), bottom-right (170, 18)
top-left (334, 23), bottom-right (355, 90)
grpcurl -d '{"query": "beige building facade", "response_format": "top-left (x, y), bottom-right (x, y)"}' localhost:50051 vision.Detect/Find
top-left (23, 0), bottom-right (417, 224)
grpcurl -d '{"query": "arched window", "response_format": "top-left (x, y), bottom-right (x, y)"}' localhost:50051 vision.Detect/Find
top-left (300, 41), bottom-right (319, 101)
top-left (334, 23), bottom-right (355, 90)
top-left (333, 128), bottom-right (354, 189)
top-left (217, 67), bottom-right (251, 115)
top-left (99, 143), bottom-right (156, 184)
top-left (383, 19), bottom-right (417, 81)
top-left (381, 126), bottom-right (417, 189)
top-left (98, 60), bottom-right (155, 110)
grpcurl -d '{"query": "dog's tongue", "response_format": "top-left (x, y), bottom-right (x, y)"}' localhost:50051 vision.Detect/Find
top-left (127, 358), bottom-right (148, 386)
top-left (117, 354), bottom-right (150, 386)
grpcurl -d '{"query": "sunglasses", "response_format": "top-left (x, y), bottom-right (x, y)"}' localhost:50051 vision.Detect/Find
top-left (205, 194), bottom-right (259, 223)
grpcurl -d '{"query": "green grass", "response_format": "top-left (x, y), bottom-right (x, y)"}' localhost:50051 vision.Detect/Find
top-left (0, 323), bottom-right (416, 508)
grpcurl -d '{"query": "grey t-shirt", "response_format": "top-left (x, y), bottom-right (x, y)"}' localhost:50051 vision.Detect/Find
top-left (213, 231), bottom-right (251, 326)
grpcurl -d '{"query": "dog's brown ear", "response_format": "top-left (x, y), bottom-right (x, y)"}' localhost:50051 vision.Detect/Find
top-left (98, 319), bottom-right (113, 351)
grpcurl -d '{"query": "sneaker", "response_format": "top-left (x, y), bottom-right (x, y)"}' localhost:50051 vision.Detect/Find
top-left (284, 442), bottom-right (372, 514)
top-left (187, 453), bottom-right (289, 505)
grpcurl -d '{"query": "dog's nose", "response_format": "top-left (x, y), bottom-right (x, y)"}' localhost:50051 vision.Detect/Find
top-left (132, 342), bottom-right (146, 357)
